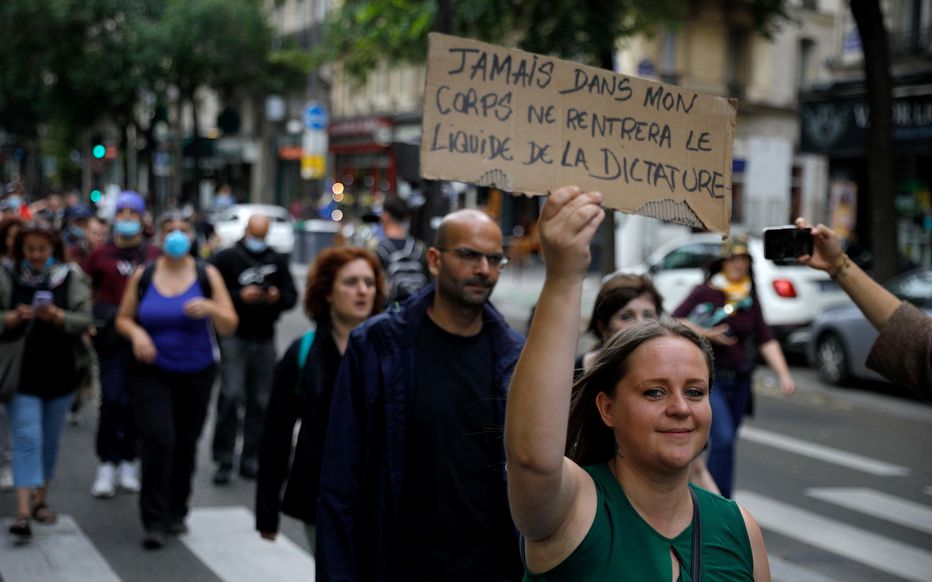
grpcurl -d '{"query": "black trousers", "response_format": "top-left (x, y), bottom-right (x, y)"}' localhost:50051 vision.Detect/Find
top-left (96, 344), bottom-right (138, 464)
top-left (129, 363), bottom-right (215, 533)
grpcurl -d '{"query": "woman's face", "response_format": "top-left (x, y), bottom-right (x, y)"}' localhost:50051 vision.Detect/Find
top-left (328, 258), bottom-right (377, 326)
top-left (722, 254), bottom-right (751, 281)
top-left (22, 233), bottom-right (53, 270)
top-left (6, 225), bottom-right (20, 257)
top-left (605, 292), bottom-right (658, 338)
top-left (597, 336), bottom-right (711, 474)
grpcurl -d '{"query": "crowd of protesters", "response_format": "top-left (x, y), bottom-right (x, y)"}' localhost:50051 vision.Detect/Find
top-left (0, 178), bottom-right (929, 581)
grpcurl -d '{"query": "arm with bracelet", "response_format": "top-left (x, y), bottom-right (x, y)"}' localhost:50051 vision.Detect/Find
top-left (795, 217), bottom-right (931, 393)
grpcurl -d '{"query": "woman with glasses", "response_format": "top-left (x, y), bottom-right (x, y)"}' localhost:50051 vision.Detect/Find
top-left (505, 187), bottom-right (769, 581)
top-left (256, 246), bottom-right (385, 549)
top-left (115, 211), bottom-right (237, 549)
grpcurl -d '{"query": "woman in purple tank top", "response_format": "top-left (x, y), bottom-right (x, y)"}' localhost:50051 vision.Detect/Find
top-left (116, 210), bottom-right (237, 550)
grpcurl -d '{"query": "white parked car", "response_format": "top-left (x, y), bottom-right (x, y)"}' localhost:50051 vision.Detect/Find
top-left (214, 204), bottom-right (295, 255)
top-left (609, 232), bottom-right (852, 350)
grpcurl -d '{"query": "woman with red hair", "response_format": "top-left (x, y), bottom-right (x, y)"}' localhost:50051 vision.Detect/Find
top-left (256, 246), bottom-right (385, 550)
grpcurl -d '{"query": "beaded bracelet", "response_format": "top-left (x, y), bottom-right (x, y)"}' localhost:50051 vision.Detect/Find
top-left (829, 253), bottom-right (850, 279)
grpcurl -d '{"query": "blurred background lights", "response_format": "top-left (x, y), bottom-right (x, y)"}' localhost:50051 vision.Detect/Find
top-left (331, 182), bottom-right (345, 195)
top-left (331, 209), bottom-right (344, 221)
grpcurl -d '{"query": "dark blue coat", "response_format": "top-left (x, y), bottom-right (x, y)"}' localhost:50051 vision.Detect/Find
top-left (315, 282), bottom-right (525, 582)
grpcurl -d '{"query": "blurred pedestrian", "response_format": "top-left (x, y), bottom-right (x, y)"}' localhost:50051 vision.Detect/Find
top-left (63, 204), bottom-right (95, 264)
top-left (115, 211), bottom-right (237, 549)
top-left (84, 192), bottom-right (160, 499)
top-left (3, 182), bottom-right (32, 220)
top-left (209, 214), bottom-right (297, 485)
top-left (795, 217), bottom-right (931, 393)
top-left (2, 221), bottom-right (92, 542)
top-left (581, 273), bottom-right (720, 494)
top-left (506, 186), bottom-right (768, 581)
top-left (374, 197), bottom-right (429, 306)
top-left (317, 210), bottom-right (524, 582)
top-left (256, 246), bottom-right (384, 549)
top-left (671, 235), bottom-right (795, 498)
top-left (0, 216), bottom-right (24, 490)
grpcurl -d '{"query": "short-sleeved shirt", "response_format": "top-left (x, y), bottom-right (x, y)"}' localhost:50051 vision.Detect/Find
top-left (524, 463), bottom-right (754, 581)
top-left (84, 242), bottom-right (160, 306)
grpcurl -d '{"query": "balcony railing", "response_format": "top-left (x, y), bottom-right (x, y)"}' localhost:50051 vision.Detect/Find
top-left (889, 26), bottom-right (932, 58)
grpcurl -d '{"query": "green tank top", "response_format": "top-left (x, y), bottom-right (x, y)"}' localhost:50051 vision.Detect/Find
top-left (523, 463), bottom-right (754, 581)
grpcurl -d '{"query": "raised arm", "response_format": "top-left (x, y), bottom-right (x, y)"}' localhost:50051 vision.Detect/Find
top-left (795, 217), bottom-right (901, 330)
top-left (505, 186), bottom-right (604, 544)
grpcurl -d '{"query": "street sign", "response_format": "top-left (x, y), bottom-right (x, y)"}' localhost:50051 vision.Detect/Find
top-left (304, 102), bottom-right (329, 131)
top-left (301, 155), bottom-right (326, 179)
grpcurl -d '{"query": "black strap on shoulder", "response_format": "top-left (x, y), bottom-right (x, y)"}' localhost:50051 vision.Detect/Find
top-left (137, 258), bottom-right (212, 301)
top-left (690, 487), bottom-right (702, 582)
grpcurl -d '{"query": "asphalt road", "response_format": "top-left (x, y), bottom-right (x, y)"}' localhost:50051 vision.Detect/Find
top-left (1, 263), bottom-right (929, 581)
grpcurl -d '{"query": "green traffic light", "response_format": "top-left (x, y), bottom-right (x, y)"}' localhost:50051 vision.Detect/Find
top-left (90, 190), bottom-right (102, 202)
top-left (92, 144), bottom-right (106, 159)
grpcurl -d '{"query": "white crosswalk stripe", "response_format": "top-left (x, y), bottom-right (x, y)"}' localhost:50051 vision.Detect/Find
top-left (181, 506), bottom-right (315, 582)
top-left (736, 490), bottom-right (932, 582)
top-left (0, 515), bottom-right (121, 582)
top-left (806, 487), bottom-right (932, 535)
top-left (768, 556), bottom-right (836, 582)
top-left (740, 425), bottom-right (911, 476)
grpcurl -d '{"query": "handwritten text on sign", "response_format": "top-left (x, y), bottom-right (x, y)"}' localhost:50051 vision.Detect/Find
top-left (419, 33), bottom-right (736, 233)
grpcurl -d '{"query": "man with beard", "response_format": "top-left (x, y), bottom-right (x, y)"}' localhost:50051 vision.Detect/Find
top-left (317, 210), bottom-right (525, 582)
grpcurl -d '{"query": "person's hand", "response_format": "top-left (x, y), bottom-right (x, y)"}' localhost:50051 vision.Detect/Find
top-left (183, 297), bottom-right (215, 320)
top-left (34, 304), bottom-right (65, 326)
top-left (4, 304), bottom-right (33, 328)
top-left (259, 531), bottom-right (277, 542)
top-left (131, 329), bottom-right (157, 364)
top-left (703, 324), bottom-right (737, 346)
top-left (264, 286), bottom-right (280, 305)
top-left (538, 186), bottom-right (605, 282)
top-left (795, 217), bottom-right (843, 272)
top-left (778, 374), bottom-right (796, 396)
top-left (240, 285), bottom-right (265, 303)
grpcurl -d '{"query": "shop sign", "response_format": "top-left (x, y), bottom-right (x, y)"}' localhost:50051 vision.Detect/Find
top-left (801, 94), bottom-right (932, 155)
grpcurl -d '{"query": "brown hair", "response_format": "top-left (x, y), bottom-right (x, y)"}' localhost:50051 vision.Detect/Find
top-left (0, 216), bottom-right (24, 257)
top-left (588, 274), bottom-right (663, 346)
top-left (566, 318), bottom-right (714, 467)
top-left (304, 246), bottom-right (386, 323)
top-left (12, 220), bottom-right (69, 267)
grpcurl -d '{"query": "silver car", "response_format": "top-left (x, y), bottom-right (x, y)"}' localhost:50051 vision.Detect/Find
top-left (806, 267), bottom-right (932, 385)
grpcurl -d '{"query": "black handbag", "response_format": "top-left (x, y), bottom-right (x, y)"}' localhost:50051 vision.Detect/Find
top-left (0, 335), bottom-right (25, 403)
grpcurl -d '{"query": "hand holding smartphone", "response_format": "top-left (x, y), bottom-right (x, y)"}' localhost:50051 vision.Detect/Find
top-left (763, 226), bottom-right (813, 264)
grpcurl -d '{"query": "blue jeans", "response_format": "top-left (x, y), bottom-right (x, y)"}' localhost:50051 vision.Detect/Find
top-left (707, 375), bottom-right (752, 499)
top-left (8, 392), bottom-right (75, 488)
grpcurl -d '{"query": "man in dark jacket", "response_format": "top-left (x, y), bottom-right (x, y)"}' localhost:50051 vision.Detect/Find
top-left (316, 210), bottom-right (525, 582)
top-left (209, 215), bottom-right (297, 484)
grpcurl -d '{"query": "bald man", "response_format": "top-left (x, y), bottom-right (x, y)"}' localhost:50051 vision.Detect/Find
top-left (317, 210), bottom-right (525, 582)
top-left (208, 215), bottom-right (297, 484)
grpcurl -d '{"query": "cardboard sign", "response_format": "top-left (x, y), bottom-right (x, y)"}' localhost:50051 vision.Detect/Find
top-left (420, 33), bottom-right (737, 234)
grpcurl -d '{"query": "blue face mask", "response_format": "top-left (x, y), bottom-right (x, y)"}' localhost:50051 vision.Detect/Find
top-left (243, 236), bottom-right (268, 254)
top-left (22, 257), bottom-right (56, 274)
top-left (7, 196), bottom-right (22, 209)
top-left (163, 230), bottom-right (191, 258)
top-left (114, 219), bottom-right (141, 238)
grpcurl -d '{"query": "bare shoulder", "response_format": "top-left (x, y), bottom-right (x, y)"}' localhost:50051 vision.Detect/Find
top-left (739, 505), bottom-right (771, 582)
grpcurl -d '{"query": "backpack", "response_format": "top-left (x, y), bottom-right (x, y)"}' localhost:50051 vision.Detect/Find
top-left (376, 237), bottom-right (428, 305)
top-left (137, 258), bottom-right (213, 301)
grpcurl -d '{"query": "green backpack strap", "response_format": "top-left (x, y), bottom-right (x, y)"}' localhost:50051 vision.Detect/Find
top-left (297, 330), bottom-right (316, 370)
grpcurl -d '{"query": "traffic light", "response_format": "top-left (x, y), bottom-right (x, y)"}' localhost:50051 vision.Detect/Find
top-left (92, 144), bottom-right (106, 159)
top-left (90, 189), bottom-right (102, 203)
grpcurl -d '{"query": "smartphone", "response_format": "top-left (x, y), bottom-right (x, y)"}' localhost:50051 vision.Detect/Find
top-left (32, 290), bottom-right (53, 309)
top-left (763, 227), bottom-right (813, 264)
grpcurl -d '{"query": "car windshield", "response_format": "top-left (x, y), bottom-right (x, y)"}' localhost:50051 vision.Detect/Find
top-left (886, 269), bottom-right (932, 308)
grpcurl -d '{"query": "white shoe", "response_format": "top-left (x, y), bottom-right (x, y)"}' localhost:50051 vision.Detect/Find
top-left (0, 466), bottom-right (13, 491)
top-left (118, 461), bottom-right (141, 493)
top-left (91, 464), bottom-right (117, 498)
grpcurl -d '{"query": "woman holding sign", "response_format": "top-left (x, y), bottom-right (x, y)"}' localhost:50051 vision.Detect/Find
top-left (505, 187), bottom-right (769, 580)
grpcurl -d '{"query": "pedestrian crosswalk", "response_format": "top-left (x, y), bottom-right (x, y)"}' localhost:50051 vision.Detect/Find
top-left (0, 427), bottom-right (929, 581)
